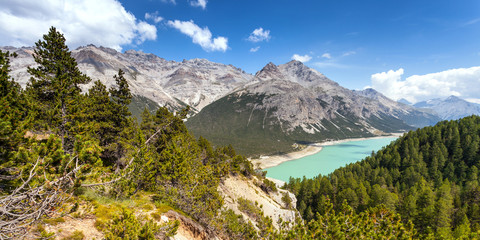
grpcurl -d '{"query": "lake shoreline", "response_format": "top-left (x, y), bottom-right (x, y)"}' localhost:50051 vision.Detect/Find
top-left (250, 133), bottom-right (403, 169)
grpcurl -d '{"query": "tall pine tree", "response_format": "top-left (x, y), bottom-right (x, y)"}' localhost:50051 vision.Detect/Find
top-left (109, 69), bottom-right (133, 162)
top-left (0, 50), bottom-right (25, 169)
top-left (26, 27), bottom-right (91, 152)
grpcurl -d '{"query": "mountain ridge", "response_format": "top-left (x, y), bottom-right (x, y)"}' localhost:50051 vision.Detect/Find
top-left (413, 95), bottom-right (480, 120)
top-left (2, 45), bottom-right (253, 112)
top-left (187, 61), bottom-right (440, 156)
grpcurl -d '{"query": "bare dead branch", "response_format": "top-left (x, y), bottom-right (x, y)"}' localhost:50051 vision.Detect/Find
top-left (81, 123), bottom-right (171, 188)
top-left (0, 156), bottom-right (81, 239)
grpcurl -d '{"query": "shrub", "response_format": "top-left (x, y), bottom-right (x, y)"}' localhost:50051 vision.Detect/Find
top-left (260, 179), bottom-right (277, 193)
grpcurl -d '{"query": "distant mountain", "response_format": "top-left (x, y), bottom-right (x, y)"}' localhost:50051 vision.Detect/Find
top-left (398, 98), bottom-right (412, 105)
top-left (354, 88), bottom-right (441, 128)
top-left (187, 61), bottom-right (440, 156)
top-left (413, 95), bottom-right (480, 120)
top-left (2, 45), bottom-right (253, 112)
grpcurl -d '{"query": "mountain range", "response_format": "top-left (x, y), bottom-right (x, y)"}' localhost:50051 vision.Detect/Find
top-left (411, 95), bottom-right (480, 121)
top-left (186, 61), bottom-right (441, 155)
top-left (2, 45), bottom-right (252, 112)
top-left (3, 45), bottom-right (442, 155)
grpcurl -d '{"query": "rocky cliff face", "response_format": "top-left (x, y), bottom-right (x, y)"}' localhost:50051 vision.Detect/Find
top-left (2, 45), bottom-right (253, 111)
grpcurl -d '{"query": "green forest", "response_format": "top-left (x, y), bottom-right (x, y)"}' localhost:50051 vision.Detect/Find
top-left (286, 115), bottom-right (480, 239)
top-left (1, 27), bottom-right (479, 239)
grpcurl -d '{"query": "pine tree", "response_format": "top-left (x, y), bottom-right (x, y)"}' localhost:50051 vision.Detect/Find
top-left (0, 50), bottom-right (26, 170)
top-left (109, 69), bottom-right (133, 162)
top-left (435, 180), bottom-right (453, 238)
top-left (84, 80), bottom-right (118, 164)
top-left (110, 69), bottom-right (132, 129)
top-left (26, 26), bottom-right (91, 152)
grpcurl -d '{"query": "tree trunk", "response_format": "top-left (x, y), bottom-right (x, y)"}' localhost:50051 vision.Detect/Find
top-left (60, 101), bottom-right (67, 153)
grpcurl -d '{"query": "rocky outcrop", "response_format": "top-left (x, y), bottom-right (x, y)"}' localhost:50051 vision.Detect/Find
top-left (218, 175), bottom-right (297, 230)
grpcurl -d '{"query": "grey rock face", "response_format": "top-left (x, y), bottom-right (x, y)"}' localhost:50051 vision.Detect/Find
top-left (243, 61), bottom-right (439, 133)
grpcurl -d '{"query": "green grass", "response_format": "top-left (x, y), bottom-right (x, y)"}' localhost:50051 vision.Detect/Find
top-left (43, 217), bottom-right (65, 226)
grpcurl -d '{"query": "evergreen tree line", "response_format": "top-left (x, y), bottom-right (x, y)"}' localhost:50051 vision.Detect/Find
top-left (286, 115), bottom-right (480, 239)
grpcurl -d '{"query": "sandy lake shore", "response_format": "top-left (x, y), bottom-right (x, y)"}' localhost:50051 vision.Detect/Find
top-left (250, 133), bottom-right (404, 169)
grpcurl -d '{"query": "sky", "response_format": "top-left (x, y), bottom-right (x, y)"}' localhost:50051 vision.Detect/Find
top-left (1, 0), bottom-right (479, 103)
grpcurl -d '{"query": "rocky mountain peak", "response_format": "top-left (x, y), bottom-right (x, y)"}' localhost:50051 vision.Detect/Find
top-left (283, 60), bottom-right (309, 70)
top-left (398, 98), bottom-right (412, 105)
top-left (445, 95), bottom-right (462, 102)
top-left (255, 62), bottom-right (284, 80)
top-left (278, 60), bottom-right (334, 88)
top-left (354, 88), bottom-right (385, 100)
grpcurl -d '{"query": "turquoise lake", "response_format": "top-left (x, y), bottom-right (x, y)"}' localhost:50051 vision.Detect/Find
top-left (265, 137), bottom-right (398, 182)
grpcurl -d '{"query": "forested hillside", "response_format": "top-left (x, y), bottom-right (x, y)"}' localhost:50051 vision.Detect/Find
top-left (287, 115), bottom-right (480, 239)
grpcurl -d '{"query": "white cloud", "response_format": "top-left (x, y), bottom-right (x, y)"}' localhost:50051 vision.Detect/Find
top-left (370, 67), bottom-right (480, 103)
top-left (250, 46), bottom-right (260, 52)
top-left (167, 20), bottom-right (228, 52)
top-left (190, 0), bottom-right (207, 9)
top-left (466, 98), bottom-right (480, 104)
top-left (342, 51), bottom-right (356, 56)
top-left (145, 12), bottom-right (163, 23)
top-left (463, 18), bottom-right (480, 26)
top-left (247, 28), bottom-right (271, 42)
top-left (292, 54), bottom-right (312, 63)
top-left (0, 0), bottom-right (156, 51)
top-left (313, 61), bottom-right (348, 69)
top-left (321, 53), bottom-right (331, 59)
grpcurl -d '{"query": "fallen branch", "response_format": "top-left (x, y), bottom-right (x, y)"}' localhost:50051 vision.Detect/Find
top-left (81, 123), bottom-right (171, 188)
top-left (0, 157), bottom-right (81, 239)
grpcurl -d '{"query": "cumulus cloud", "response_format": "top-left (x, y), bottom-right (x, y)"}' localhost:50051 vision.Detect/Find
top-left (321, 53), bottom-right (331, 59)
top-left (145, 12), bottom-right (163, 23)
top-left (167, 20), bottom-right (228, 52)
top-left (292, 54), bottom-right (312, 63)
top-left (370, 67), bottom-right (480, 103)
top-left (247, 28), bottom-right (271, 42)
top-left (250, 46), bottom-right (260, 52)
top-left (0, 0), bottom-right (157, 51)
top-left (190, 0), bottom-right (207, 9)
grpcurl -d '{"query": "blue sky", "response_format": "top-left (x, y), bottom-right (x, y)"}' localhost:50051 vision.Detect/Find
top-left (1, 0), bottom-right (480, 103)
